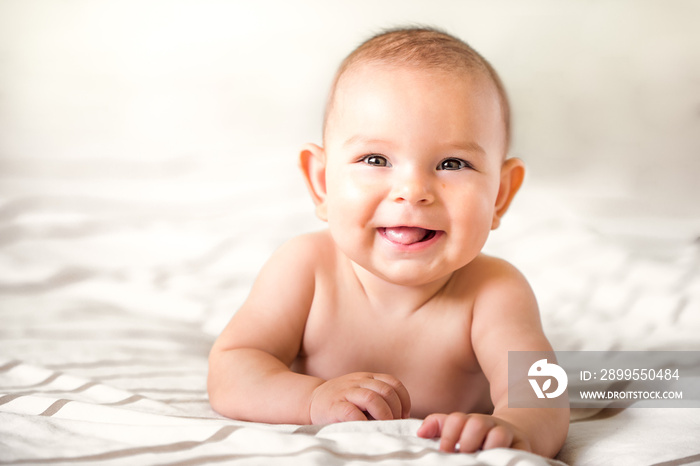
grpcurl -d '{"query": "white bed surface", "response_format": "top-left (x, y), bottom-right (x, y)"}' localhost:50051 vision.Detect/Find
top-left (2, 171), bottom-right (699, 465)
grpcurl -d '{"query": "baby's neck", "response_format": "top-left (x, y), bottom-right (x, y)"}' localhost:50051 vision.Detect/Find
top-left (347, 260), bottom-right (454, 317)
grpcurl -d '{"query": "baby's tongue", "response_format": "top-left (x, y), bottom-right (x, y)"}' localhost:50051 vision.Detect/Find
top-left (383, 227), bottom-right (428, 245)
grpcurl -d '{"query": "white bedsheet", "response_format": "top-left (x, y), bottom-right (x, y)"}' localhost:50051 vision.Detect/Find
top-left (1, 169), bottom-right (699, 465)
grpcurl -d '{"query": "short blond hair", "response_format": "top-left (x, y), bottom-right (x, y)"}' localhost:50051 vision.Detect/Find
top-left (324, 27), bottom-right (511, 151)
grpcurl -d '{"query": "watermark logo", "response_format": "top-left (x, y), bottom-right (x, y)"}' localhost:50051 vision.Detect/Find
top-left (528, 359), bottom-right (568, 399)
top-left (510, 351), bottom-right (699, 408)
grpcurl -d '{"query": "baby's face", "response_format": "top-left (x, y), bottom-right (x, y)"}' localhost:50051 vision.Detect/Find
top-left (322, 63), bottom-right (507, 286)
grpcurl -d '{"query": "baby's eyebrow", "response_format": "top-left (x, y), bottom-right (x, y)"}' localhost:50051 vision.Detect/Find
top-left (342, 136), bottom-right (486, 156)
top-left (341, 135), bottom-right (392, 149)
top-left (445, 141), bottom-right (487, 157)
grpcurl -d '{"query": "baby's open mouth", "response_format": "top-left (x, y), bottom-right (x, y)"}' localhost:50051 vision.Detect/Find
top-left (379, 227), bottom-right (437, 245)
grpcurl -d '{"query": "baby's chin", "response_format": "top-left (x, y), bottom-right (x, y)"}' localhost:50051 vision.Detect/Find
top-left (365, 262), bottom-right (458, 289)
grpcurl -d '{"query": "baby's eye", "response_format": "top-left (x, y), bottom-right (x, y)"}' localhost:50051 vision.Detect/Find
top-left (437, 158), bottom-right (473, 171)
top-left (361, 154), bottom-right (391, 167)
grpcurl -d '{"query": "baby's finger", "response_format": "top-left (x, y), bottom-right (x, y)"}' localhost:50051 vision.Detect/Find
top-left (345, 387), bottom-right (394, 421)
top-left (360, 378), bottom-right (405, 420)
top-left (332, 400), bottom-right (368, 423)
top-left (438, 413), bottom-right (468, 453)
top-left (457, 415), bottom-right (495, 453)
top-left (416, 413), bottom-right (447, 439)
top-left (482, 425), bottom-right (514, 450)
top-left (510, 435), bottom-right (532, 452)
top-left (371, 373), bottom-right (411, 418)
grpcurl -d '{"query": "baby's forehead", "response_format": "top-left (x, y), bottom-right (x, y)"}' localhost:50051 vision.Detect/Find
top-left (338, 60), bottom-right (486, 90)
top-left (325, 59), bottom-right (509, 151)
top-left (326, 61), bottom-right (498, 127)
top-left (323, 60), bottom-right (508, 157)
top-left (328, 61), bottom-right (495, 123)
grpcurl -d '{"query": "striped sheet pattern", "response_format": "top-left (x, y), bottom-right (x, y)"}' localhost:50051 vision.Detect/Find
top-left (1, 158), bottom-right (700, 464)
top-left (0, 359), bottom-right (562, 465)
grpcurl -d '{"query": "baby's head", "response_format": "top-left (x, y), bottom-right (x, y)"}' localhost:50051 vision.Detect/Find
top-left (323, 27), bottom-right (511, 154)
top-left (300, 27), bottom-right (524, 286)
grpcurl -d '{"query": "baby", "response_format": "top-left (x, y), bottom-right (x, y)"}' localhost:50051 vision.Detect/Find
top-left (208, 27), bottom-right (569, 457)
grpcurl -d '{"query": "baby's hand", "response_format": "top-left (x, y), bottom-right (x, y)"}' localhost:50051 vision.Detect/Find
top-left (417, 412), bottom-right (531, 453)
top-left (309, 372), bottom-right (411, 424)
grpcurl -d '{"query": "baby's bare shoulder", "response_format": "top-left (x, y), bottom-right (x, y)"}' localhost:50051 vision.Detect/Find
top-left (272, 230), bottom-right (334, 263)
top-left (467, 254), bottom-right (542, 333)
top-left (458, 253), bottom-right (531, 292)
top-left (460, 254), bottom-right (539, 323)
top-left (244, 230), bottom-right (336, 298)
top-left (265, 230), bottom-right (343, 286)
top-left (468, 255), bottom-right (551, 363)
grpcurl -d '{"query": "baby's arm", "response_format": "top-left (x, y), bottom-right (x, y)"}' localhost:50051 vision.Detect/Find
top-left (417, 259), bottom-right (569, 457)
top-left (208, 233), bottom-right (410, 424)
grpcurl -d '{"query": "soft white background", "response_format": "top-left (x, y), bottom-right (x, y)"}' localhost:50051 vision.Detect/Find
top-left (1, 0), bottom-right (699, 344)
top-left (2, 0), bottom-right (699, 223)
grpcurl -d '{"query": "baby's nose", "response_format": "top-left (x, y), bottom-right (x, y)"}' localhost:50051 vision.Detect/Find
top-left (390, 170), bottom-right (435, 205)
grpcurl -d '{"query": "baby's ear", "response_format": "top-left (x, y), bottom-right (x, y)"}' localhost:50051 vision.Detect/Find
top-left (492, 157), bottom-right (525, 230)
top-left (299, 143), bottom-right (329, 221)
